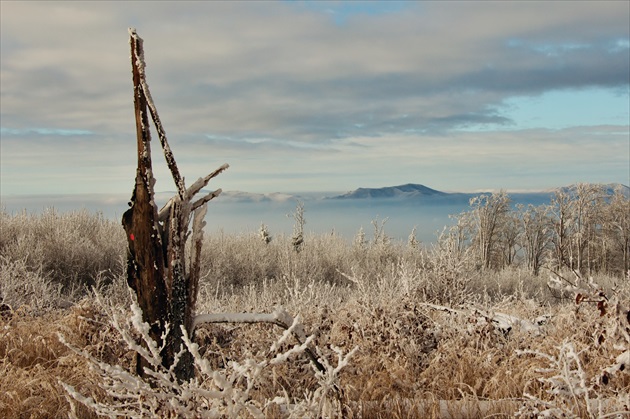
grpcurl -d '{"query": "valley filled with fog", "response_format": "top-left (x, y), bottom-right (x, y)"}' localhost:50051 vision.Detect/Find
top-left (1, 183), bottom-right (566, 243)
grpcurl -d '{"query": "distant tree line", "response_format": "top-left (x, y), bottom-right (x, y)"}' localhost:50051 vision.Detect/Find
top-left (447, 184), bottom-right (630, 276)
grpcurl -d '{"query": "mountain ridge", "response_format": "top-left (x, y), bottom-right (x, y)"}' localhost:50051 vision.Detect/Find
top-left (329, 182), bottom-right (629, 201)
top-left (330, 183), bottom-right (448, 200)
top-left (186, 182), bottom-right (630, 203)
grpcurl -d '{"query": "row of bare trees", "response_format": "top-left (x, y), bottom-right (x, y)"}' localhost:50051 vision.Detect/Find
top-left (449, 184), bottom-right (630, 276)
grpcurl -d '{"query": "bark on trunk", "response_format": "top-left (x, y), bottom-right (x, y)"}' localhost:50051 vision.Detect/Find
top-left (122, 28), bottom-right (227, 383)
top-left (122, 30), bottom-right (170, 379)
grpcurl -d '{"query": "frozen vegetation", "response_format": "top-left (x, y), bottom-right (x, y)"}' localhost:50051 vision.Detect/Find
top-left (0, 183), bottom-right (628, 418)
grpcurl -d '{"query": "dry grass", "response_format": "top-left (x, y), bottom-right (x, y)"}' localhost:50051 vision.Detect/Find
top-left (1, 301), bottom-right (110, 418)
top-left (1, 283), bottom-right (628, 418)
top-left (1, 209), bottom-right (628, 417)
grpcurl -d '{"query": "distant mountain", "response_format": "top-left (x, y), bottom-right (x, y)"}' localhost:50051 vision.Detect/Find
top-left (329, 182), bottom-right (630, 202)
top-left (330, 183), bottom-right (449, 200)
top-left (546, 183), bottom-right (630, 198)
top-left (609, 183), bottom-right (630, 197)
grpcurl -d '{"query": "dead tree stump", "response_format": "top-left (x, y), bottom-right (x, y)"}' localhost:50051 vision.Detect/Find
top-left (122, 28), bottom-right (228, 383)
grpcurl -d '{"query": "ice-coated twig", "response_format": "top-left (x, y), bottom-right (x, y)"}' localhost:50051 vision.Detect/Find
top-left (186, 164), bottom-right (230, 201)
top-left (270, 314), bottom-right (304, 352)
top-left (191, 188), bottom-right (222, 212)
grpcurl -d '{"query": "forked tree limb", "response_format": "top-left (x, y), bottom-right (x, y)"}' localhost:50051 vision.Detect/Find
top-left (157, 163), bottom-right (229, 221)
top-left (186, 163), bottom-right (230, 200)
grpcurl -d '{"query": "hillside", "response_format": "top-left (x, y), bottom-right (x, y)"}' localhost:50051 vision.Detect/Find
top-left (330, 183), bottom-right (450, 200)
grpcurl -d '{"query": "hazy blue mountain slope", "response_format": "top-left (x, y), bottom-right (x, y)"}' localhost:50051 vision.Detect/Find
top-left (331, 183), bottom-right (449, 199)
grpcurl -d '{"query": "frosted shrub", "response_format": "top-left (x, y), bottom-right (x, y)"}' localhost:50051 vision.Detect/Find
top-left (418, 227), bottom-right (476, 305)
top-left (288, 200), bottom-right (306, 253)
top-left (4, 204), bottom-right (630, 417)
top-left (340, 259), bottom-right (421, 306)
top-left (201, 230), bottom-right (353, 289)
top-left (370, 217), bottom-right (390, 250)
top-left (258, 223), bottom-right (272, 244)
top-left (352, 227), bottom-right (367, 251)
top-left (59, 292), bottom-right (357, 418)
top-left (407, 226), bottom-right (420, 249)
top-left (517, 339), bottom-right (629, 418)
top-left (286, 232), bottom-right (351, 285)
top-left (0, 255), bottom-right (71, 314)
top-left (515, 269), bottom-right (630, 418)
top-left (200, 231), bottom-right (281, 288)
top-left (0, 208), bottom-right (124, 291)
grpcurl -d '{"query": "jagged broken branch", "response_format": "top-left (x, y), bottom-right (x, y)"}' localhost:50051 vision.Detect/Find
top-left (158, 163), bottom-right (229, 221)
top-left (129, 28), bottom-right (186, 199)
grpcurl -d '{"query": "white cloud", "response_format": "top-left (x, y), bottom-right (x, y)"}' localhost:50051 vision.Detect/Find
top-left (1, 1), bottom-right (628, 195)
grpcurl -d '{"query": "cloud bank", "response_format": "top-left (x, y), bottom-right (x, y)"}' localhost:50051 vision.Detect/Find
top-left (1, 1), bottom-right (628, 195)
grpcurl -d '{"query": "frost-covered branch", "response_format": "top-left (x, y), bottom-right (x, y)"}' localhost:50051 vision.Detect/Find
top-left (59, 292), bottom-right (356, 418)
top-left (157, 166), bottom-right (228, 221)
top-left (515, 269), bottom-right (630, 418)
top-left (516, 341), bottom-right (596, 418)
top-left (186, 163), bottom-right (230, 200)
top-left (191, 188), bottom-right (223, 212)
top-left (194, 306), bottom-right (325, 373)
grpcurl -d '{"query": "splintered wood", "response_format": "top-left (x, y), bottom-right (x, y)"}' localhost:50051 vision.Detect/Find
top-left (122, 28), bottom-right (228, 382)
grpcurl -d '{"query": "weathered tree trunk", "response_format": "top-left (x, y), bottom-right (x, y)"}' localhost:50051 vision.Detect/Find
top-left (122, 30), bottom-right (170, 379)
top-left (122, 28), bottom-right (228, 383)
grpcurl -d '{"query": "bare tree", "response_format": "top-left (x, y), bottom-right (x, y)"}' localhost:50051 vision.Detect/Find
top-left (467, 191), bottom-right (511, 270)
top-left (498, 211), bottom-right (520, 268)
top-left (546, 184), bottom-right (628, 275)
top-left (121, 30), bottom-right (327, 385)
top-left (569, 183), bottom-right (607, 275)
top-left (518, 203), bottom-right (552, 275)
top-left (449, 184), bottom-right (627, 275)
top-left (548, 188), bottom-right (573, 270)
top-left (602, 186), bottom-right (630, 275)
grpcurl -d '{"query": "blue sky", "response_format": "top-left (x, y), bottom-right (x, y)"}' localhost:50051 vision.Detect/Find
top-left (1, 1), bottom-right (629, 198)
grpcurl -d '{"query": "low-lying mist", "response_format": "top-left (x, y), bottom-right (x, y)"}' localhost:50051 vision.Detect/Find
top-left (0, 190), bottom-right (554, 243)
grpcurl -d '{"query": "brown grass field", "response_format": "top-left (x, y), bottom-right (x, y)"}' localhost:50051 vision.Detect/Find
top-left (1, 207), bottom-right (628, 418)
